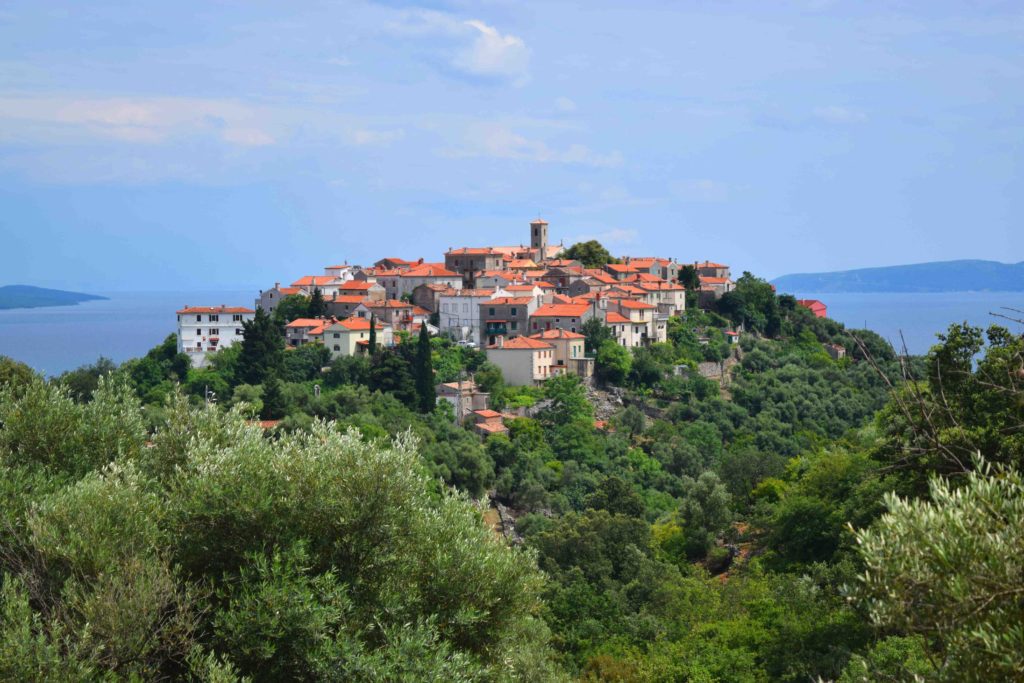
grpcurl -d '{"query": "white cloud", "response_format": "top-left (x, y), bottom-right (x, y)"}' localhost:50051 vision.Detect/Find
top-left (446, 123), bottom-right (621, 167)
top-left (670, 179), bottom-right (728, 202)
top-left (0, 96), bottom-right (276, 147)
top-left (554, 96), bottom-right (577, 113)
top-left (349, 128), bottom-right (404, 146)
top-left (813, 105), bottom-right (867, 124)
top-left (453, 20), bottom-right (530, 85)
top-left (387, 11), bottom-right (529, 85)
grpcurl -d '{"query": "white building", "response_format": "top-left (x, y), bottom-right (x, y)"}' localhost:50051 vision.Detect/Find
top-left (438, 288), bottom-right (497, 342)
top-left (177, 305), bottom-right (255, 368)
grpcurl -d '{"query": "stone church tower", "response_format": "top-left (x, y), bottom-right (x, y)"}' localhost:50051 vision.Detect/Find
top-left (530, 218), bottom-right (548, 259)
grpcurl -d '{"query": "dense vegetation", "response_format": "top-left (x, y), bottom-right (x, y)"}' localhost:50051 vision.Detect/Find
top-left (1, 272), bottom-right (1022, 681)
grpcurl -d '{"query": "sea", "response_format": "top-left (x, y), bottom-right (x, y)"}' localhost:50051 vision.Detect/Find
top-left (0, 290), bottom-right (254, 376)
top-left (0, 290), bottom-right (1021, 376)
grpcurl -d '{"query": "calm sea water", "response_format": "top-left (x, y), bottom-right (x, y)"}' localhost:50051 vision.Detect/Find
top-left (0, 290), bottom-right (1021, 375)
top-left (0, 290), bottom-right (253, 376)
top-left (797, 291), bottom-right (1024, 355)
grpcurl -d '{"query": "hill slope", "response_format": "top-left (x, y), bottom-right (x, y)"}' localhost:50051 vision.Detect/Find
top-left (0, 285), bottom-right (107, 310)
top-left (772, 260), bottom-right (1024, 293)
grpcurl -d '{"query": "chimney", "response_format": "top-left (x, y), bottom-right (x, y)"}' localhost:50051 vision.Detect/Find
top-left (275, 282), bottom-right (280, 289)
top-left (497, 335), bottom-right (505, 348)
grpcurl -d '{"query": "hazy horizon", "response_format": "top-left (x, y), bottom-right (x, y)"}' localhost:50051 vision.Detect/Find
top-left (2, 1), bottom-right (1022, 291)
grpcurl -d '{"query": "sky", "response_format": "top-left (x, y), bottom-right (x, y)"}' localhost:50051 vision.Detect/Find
top-left (0, 0), bottom-right (1022, 291)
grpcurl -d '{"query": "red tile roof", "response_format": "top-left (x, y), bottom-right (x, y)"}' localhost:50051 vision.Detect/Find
top-left (530, 329), bottom-right (585, 340)
top-left (531, 303), bottom-right (591, 318)
top-left (291, 275), bottom-right (337, 287)
top-left (489, 336), bottom-right (553, 350)
top-left (488, 296), bottom-right (533, 305)
top-left (617, 300), bottom-right (655, 310)
top-left (178, 306), bottom-right (254, 314)
top-left (699, 276), bottom-right (732, 285)
top-left (606, 312), bottom-right (630, 324)
top-left (339, 280), bottom-right (378, 290)
top-left (473, 409), bottom-right (502, 418)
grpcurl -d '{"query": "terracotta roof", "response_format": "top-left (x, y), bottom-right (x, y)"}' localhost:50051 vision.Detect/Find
top-left (699, 276), bottom-right (732, 285)
top-left (606, 312), bottom-right (630, 324)
top-left (444, 288), bottom-right (495, 297)
top-left (476, 422), bottom-right (509, 433)
top-left (339, 280), bottom-right (378, 290)
top-left (473, 409), bottom-right (502, 418)
top-left (286, 318), bottom-right (329, 329)
top-left (508, 259), bottom-right (538, 269)
top-left (487, 296), bottom-right (533, 305)
top-left (361, 300), bottom-right (412, 309)
top-left (533, 281), bottom-right (555, 289)
top-left (624, 273), bottom-right (665, 283)
top-left (330, 295), bottom-right (366, 304)
top-left (447, 247), bottom-right (506, 255)
top-left (332, 317), bottom-right (384, 331)
top-left (489, 336), bottom-right (553, 350)
top-left (531, 303), bottom-right (591, 318)
top-left (605, 264), bottom-right (639, 273)
top-left (617, 300), bottom-right (656, 310)
top-left (177, 306), bottom-right (254, 315)
top-left (695, 261), bottom-right (728, 269)
top-left (530, 329), bottom-right (585, 340)
top-left (291, 275), bottom-right (337, 287)
top-left (278, 287), bottom-right (304, 296)
top-left (503, 284), bottom-right (539, 292)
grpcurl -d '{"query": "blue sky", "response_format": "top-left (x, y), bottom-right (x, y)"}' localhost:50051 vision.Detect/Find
top-left (1, 0), bottom-right (1022, 291)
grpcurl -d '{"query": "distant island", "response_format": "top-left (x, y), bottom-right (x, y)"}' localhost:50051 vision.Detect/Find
top-left (0, 285), bottom-right (107, 310)
top-left (772, 259), bottom-right (1024, 293)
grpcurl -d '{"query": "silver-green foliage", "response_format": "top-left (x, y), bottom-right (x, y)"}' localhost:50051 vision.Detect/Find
top-left (854, 459), bottom-right (1024, 681)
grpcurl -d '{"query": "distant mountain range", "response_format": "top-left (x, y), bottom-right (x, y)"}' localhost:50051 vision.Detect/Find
top-left (0, 285), bottom-right (107, 310)
top-left (772, 260), bottom-right (1024, 293)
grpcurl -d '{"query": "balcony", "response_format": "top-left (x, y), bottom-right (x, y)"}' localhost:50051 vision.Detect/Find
top-left (484, 322), bottom-right (508, 336)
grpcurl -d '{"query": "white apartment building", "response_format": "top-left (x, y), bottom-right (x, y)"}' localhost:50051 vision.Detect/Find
top-left (438, 288), bottom-right (497, 342)
top-left (176, 305), bottom-right (255, 368)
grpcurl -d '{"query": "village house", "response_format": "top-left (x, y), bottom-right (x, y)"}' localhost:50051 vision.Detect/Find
top-left (636, 281), bottom-right (687, 316)
top-left (473, 270), bottom-right (521, 290)
top-left (529, 302), bottom-right (595, 335)
top-left (396, 263), bottom-right (462, 300)
top-left (410, 282), bottom-right (452, 313)
top-left (284, 318), bottom-right (330, 347)
top-left (322, 316), bottom-right (393, 358)
top-left (627, 257), bottom-right (680, 281)
top-left (568, 276), bottom-right (615, 298)
top-left (471, 409), bottom-right (509, 437)
top-left (438, 288), bottom-right (497, 343)
top-left (695, 261), bottom-right (731, 279)
top-left (485, 335), bottom-right (561, 386)
top-left (798, 299), bottom-right (828, 318)
top-left (323, 264), bottom-right (356, 280)
top-left (444, 247), bottom-right (508, 285)
top-left (176, 305), bottom-right (254, 368)
top-left (603, 263), bottom-right (642, 281)
top-left (698, 275), bottom-right (735, 306)
top-left (324, 294), bottom-right (367, 319)
top-left (479, 296), bottom-right (537, 347)
top-left (352, 300), bottom-right (431, 332)
top-left (540, 266), bottom-right (587, 293)
top-left (373, 257), bottom-right (415, 271)
top-left (290, 275), bottom-right (344, 296)
top-left (529, 329), bottom-right (593, 379)
top-left (435, 379), bottom-right (490, 421)
top-left (255, 283), bottom-right (305, 314)
top-left (337, 279), bottom-right (386, 302)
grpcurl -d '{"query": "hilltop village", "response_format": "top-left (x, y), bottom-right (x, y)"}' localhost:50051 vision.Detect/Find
top-left (175, 219), bottom-right (829, 426)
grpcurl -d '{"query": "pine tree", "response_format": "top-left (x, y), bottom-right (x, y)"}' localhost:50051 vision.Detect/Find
top-left (368, 314), bottom-right (377, 355)
top-left (414, 325), bottom-right (435, 413)
top-left (238, 308), bottom-right (284, 385)
top-left (308, 287), bottom-right (327, 318)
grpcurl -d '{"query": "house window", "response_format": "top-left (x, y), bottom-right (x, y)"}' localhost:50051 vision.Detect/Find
top-left (210, 315), bottom-right (220, 322)
top-left (196, 342), bottom-right (202, 349)
top-left (511, 321), bottom-right (518, 330)
top-left (333, 345), bottom-right (340, 351)
top-left (195, 315), bottom-right (202, 322)
top-left (510, 308), bottom-right (517, 316)
top-left (232, 314), bottom-right (242, 322)
top-left (488, 307), bottom-right (495, 315)
top-left (571, 327), bottom-right (576, 333)
top-left (210, 328), bottom-right (219, 335)
top-left (235, 329), bottom-right (243, 335)
top-left (196, 329), bottom-right (202, 335)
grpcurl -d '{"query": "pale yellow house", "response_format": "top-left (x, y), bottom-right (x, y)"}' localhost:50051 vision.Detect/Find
top-left (323, 317), bottom-right (393, 358)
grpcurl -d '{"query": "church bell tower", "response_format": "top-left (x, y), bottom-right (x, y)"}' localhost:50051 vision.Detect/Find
top-left (530, 218), bottom-right (548, 259)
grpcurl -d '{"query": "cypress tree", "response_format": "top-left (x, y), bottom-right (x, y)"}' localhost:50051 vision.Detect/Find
top-left (308, 287), bottom-right (327, 318)
top-left (368, 314), bottom-right (377, 355)
top-left (415, 324), bottom-right (435, 413)
top-left (238, 308), bottom-right (284, 385)
top-left (260, 371), bottom-right (287, 419)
